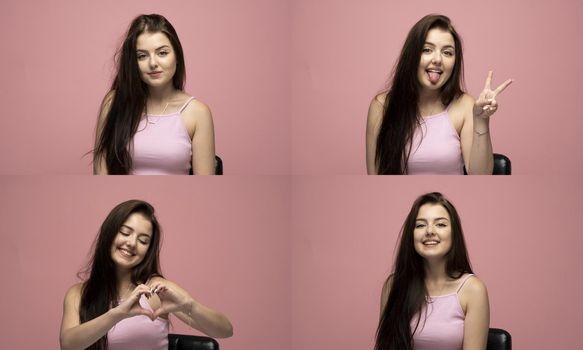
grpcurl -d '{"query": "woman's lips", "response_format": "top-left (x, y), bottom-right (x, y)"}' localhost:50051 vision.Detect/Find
top-left (118, 248), bottom-right (135, 258)
top-left (148, 71), bottom-right (163, 78)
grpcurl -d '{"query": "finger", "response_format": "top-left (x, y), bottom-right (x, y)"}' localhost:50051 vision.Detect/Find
top-left (484, 70), bottom-right (493, 90)
top-left (494, 78), bottom-right (513, 96)
top-left (152, 306), bottom-right (169, 319)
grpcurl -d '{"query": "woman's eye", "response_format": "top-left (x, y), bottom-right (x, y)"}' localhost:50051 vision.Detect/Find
top-left (422, 48), bottom-right (431, 53)
top-left (415, 224), bottom-right (426, 228)
top-left (443, 51), bottom-right (453, 57)
top-left (139, 240), bottom-right (150, 245)
top-left (120, 231), bottom-right (130, 236)
top-left (159, 51), bottom-right (168, 56)
top-left (137, 55), bottom-right (146, 60)
top-left (437, 223), bottom-right (447, 227)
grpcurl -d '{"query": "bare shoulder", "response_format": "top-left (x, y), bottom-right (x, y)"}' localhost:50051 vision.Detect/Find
top-left (381, 275), bottom-right (394, 299)
top-left (459, 275), bottom-right (488, 300)
top-left (148, 275), bottom-right (168, 285)
top-left (100, 90), bottom-right (115, 111)
top-left (182, 98), bottom-right (212, 122)
top-left (450, 93), bottom-right (474, 112)
top-left (64, 282), bottom-right (84, 304)
top-left (98, 90), bottom-right (116, 123)
top-left (374, 92), bottom-right (387, 106)
top-left (368, 93), bottom-right (387, 127)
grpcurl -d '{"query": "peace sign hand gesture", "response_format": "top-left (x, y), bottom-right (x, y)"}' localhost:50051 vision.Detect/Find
top-left (473, 71), bottom-right (513, 119)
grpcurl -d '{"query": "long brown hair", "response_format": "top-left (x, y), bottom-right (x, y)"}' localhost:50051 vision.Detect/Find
top-left (374, 192), bottom-right (473, 350)
top-left (375, 14), bottom-right (465, 174)
top-left (78, 200), bottom-right (163, 350)
top-left (94, 14), bottom-right (186, 174)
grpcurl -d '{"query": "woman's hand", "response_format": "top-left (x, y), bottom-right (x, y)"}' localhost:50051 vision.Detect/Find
top-left (473, 71), bottom-right (513, 119)
top-left (114, 284), bottom-right (154, 320)
top-left (147, 278), bottom-right (233, 338)
top-left (149, 282), bottom-right (192, 319)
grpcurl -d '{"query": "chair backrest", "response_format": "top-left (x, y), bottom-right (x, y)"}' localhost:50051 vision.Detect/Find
top-left (189, 155), bottom-right (223, 175)
top-left (492, 153), bottom-right (511, 175)
top-left (214, 155), bottom-right (223, 175)
top-left (463, 153), bottom-right (511, 175)
top-left (487, 328), bottom-right (512, 350)
top-left (168, 334), bottom-right (219, 350)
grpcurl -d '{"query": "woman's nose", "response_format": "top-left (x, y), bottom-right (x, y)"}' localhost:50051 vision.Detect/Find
top-left (148, 55), bottom-right (158, 69)
top-left (426, 224), bottom-right (436, 234)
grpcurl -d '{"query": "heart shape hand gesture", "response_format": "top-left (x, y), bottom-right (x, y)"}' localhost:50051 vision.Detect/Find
top-left (149, 282), bottom-right (192, 320)
top-left (115, 284), bottom-right (155, 320)
top-left (473, 71), bottom-right (513, 119)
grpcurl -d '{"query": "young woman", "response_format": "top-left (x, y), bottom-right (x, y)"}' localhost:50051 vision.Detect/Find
top-left (375, 192), bottom-right (489, 350)
top-left (366, 14), bottom-right (513, 175)
top-left (60, 200), bottom-right (233, 350)
top-left (94, 14), bottom-right (216, 175)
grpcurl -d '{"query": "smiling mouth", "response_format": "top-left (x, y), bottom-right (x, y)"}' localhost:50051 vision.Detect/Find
top-left (118, 248), bottom-right (135, 258)
top-left (422, 240), bottom-right (440, 246)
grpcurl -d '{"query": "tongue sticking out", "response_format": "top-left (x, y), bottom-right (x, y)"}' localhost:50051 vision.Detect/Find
top-left (428, 71), bottom-right (441, 84)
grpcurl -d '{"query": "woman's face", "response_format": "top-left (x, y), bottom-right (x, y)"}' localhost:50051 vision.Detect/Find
top-left (417, 28), bottom-right (456, 92)
top-left (110, 213), bottom-right (153, 270)
top-left (413, 203), bottom-right (453, 261)
top-left (136, 31), bottom-right (177, 88)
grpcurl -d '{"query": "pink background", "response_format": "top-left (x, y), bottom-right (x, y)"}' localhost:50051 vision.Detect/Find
top-left (0, 176), bottom-right (291, 350)
top-left (290, 0), bottom-right (583, 174)
top-left (291, 176), bottom-right (582, 349)
top-left (0, 0), bottom-right (290, 174)
top-left (2, 0), bottom-right (582, 175)
top-left (1, 176), bottom-right (581, 349)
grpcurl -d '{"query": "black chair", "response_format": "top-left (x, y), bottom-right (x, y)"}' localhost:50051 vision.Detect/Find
top-left (214, 155), bottom-right (223, 175)
top-left (189, 155), bottom-right (223, 175)
top-left (487, 328), bottom-right (512, 350)
top-left (464, 153), bottom-right (511, 175)
top-left (492, 153), bottom-right (511, 175)
top-left (168, 334), bottom-right (219, 350)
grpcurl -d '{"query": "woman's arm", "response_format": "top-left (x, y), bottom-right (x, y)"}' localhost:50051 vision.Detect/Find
top-left (460, 277), bottom-right (490, 350)
top-left (149, 277), bottom-right (233, 338)
top-left (59, 283), bottom-right (154, 350)
top-left (366, 95), bottom-right (385, 175)
top-left (93, 91), bottom-right (115, 175)
top-left (460, 71), bottom-right (512, 174)
top-left (183, 100), bottom-right (216, 175)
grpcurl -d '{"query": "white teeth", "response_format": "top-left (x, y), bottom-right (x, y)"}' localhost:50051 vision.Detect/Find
top-left (119, 248), bottom-right (134, 257)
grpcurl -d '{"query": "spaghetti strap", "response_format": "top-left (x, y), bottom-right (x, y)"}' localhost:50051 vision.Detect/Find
top-left (179, 97), bottom-right (195, 113)
top-left (455, 273), bottom-right (474, 293)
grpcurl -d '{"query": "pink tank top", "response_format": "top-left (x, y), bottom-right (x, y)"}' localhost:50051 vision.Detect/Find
top-left (108, 294), bottom-right (169, 350)
top-left (408, 109), bottom-right (464, 175)
top-left (131, 97), bottom-right (194, 175)
top-left (411, 274), bottom-right (474, 350)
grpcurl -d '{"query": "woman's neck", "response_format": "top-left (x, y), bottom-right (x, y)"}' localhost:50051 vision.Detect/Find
top-left (116, 269), bottom-right (133, 295)
top-left (417, 89), bottom-right (444, 116)
top-left (148, 83), bottom-right (177, 104)
top-left (424, 258), bottom-right (448, 283)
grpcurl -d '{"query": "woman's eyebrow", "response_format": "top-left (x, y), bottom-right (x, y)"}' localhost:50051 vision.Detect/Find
top-left (424, 42), bottom-right (455, 50)
top-left (415, 217), bottom-right (450, 221)
top-left (136, 45), bottom-right (171, 53)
